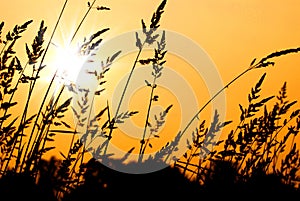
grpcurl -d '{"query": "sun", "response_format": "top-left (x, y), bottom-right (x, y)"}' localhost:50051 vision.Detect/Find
top-left (51, 43), bottom-right (89, 85)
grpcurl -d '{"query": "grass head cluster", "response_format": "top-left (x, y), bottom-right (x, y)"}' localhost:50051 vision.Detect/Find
top-left (0, 0), bottom-right (300, 200)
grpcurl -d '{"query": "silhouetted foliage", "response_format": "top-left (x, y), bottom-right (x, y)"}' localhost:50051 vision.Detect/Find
top-left (1, 0), bottom-right (300, 200)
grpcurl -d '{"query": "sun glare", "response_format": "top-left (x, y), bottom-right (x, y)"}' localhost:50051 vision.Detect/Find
top-left (52, 44), bottom-right (88, 85)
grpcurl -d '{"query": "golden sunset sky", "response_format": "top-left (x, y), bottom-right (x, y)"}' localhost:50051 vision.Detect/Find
top-left (1, 0), bottom-right (300, 162)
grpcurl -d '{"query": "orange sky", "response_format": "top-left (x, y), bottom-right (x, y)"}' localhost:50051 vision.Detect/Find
top-left (2, 0), bottom-right (300, 165)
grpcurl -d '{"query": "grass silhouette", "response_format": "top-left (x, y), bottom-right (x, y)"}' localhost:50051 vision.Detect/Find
top-left (1, 0), bottom-right (300, 200)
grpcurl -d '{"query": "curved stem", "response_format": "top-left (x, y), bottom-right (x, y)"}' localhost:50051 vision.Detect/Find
top-left (181, 67), bottom-right (252, 137)
top-left (164, 65), bottom-right (257, 163)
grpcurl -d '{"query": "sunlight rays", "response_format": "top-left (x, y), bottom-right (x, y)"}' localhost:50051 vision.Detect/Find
top-left (51, 42), bottom-right (88, 85)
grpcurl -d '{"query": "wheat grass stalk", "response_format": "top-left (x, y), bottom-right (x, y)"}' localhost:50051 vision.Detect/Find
top-left (20, 0), bottom-right (69, 173)
top-left (164, 47), bottom-right (300, 164)
top-left (103, 0), bottom-right (167, 155)
top-left (138, 30), bottom-right (167, 162)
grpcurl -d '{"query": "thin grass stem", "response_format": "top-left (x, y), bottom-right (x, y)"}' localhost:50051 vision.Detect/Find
top-left (20, 0), bottom-right (69, 172)
top-left (104, 41), bottom-right (146, 154)
top-left (70, 0), bottom-right (97, 44)
top-left (138, 76), bottom-right (157, 162)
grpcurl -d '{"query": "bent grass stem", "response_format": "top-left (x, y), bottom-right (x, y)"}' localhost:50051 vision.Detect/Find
top-left (164, 64), bottom-right (262, 164)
